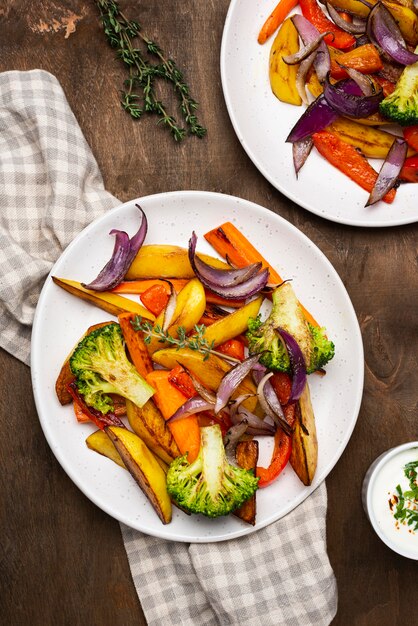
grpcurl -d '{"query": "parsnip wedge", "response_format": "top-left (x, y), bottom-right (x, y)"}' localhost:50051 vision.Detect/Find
top-left (290, 382), bottom-right (318, 486)
top-left (203, 297), bottom-right (262, 347)
top-left (86, 429), bottom-right (168, 473)
top-left (52, 277), bottom-right (155, 320)
top-left (106, 426), bottom-right (172, 524)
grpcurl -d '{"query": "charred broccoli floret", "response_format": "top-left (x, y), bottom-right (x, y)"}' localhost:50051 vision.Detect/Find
top-left (166, 424), bottom-right (259, 518)
top-left (379, 51), bottom-right (418, 126)
top-left (246, 283), bottom-right (335, 374)
top-left (70, 323), bottom-right (154, 414)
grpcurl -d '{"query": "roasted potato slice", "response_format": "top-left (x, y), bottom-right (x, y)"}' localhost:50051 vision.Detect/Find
top-left (106, 426), bottom-right (172, 524)
top-left (126, 244), bottom-right (229, 279)
top-left (203, 297), bottom-right (262, 347)
top-left (86, 429), bottom-right (168, 472)
top-left (290, 382), bottom-right (318, 486)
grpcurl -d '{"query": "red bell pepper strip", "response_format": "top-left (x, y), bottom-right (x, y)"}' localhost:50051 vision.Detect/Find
top-left (403, 126), bottom-right (418, 152)
top-left (217, 338), bottom-right (246, 361)
top-left (67, 382), bottom-right (125, 430)
top-left (299, 0), bottom-right (356, 49)
top-left (312, 131), bottom-right (396, 204)
top-left (257, 430), bottom-right (292, 488)
top-left (140, 283), bottom-right (170, 316)
top-left (399, 155), bottom-right (418, 183)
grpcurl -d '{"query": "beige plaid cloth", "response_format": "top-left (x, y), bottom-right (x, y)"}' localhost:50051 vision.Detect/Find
top-left (0, 70), bottom-right (337, 626)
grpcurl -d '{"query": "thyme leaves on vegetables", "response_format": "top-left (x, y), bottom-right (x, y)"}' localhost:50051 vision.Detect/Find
top-left (95, 0), bottom-right (206, 141)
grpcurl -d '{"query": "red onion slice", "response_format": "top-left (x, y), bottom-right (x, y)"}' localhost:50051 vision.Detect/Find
top-left (326, 3), bottom-right (366, 34)
top-left (291, 14), bottom-right (331, 82)
top-left (366, 137), bottom-right (407, 206)
top-left (296, 52), bottom-right (318, 104)
top-left (230, 394), bottom-right (255, 420)
top-left (337, 63), bottom-right (376, 96)
top-left (167, 396), bottom-right (215, 424)
top-left (278, 329), bottom-right (307, 402)
top-left (286, 94), bottom-right (339, 143)
top-left (256, 373), bottom-right (293, 436)
top-left (369, 4), bottom-right (418, 66)
top-left (283, 32), bottom-right (329, 65)
top-left (293, 136), bottom-right (314, 176)
top-left (323, 73), bottom-right (383, 118)
top-left (83, 205), bottom-right (148, 291)
top-left (224, 420), bottom-right (249, 454)
top-left (184, 366), bottom-right (217, 404)
top-left (236, 407), bottom-right (276, 435)
top-left (162, 281), bottom-right (177, 332)
top-left (188, 232), bottom-right (261, 287)
top-left (189, 233), bottom-right (269, 300)
top-left (215, 354), bottom-right (260, 414)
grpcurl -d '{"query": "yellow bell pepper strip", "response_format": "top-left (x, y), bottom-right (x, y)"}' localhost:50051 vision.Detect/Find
top-left (299, 0), bottom-right (356, 49)
top-left (269, 18), bottom-right (302, 106)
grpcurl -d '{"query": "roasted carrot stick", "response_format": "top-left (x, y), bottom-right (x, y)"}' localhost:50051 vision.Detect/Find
top-left (312, 131), bottom-right (396, 203)
top-left (145, 370), bottom-right (200, 462)
top-left (258, 0), bottom-right (299, 44)
top-left (118, 312), bottom-right (154, 378)
top-left (204, 222), bottom-right (319, 327)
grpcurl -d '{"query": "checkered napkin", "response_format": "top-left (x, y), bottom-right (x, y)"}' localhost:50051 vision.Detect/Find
top-left (0, 70), bottom-right (337, 626)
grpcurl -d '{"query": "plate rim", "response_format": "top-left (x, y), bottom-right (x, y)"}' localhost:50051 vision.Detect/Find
top-left (31, 189), bottom-right (364, 542)
top-left (220, 0), bottom-right (417, 229)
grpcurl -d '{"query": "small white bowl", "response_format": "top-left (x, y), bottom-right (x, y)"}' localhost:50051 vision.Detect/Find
top-left (362, 441), bottom-right (418, 560)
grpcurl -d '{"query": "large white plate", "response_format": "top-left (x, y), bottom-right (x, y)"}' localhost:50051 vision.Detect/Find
top-left (31, 191), bottom-right (364, 542)
top-left (221, 0), bottom-right (418, 228)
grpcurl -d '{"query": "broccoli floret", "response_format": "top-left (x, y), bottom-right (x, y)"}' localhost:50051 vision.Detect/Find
top-left (166, 424), bottom-right (259, 518)
top-left (246, 283), bottom-right (335, 374)
top-left (70, 323), bottom-right (154, 414)
top-left (379, 51), bottom-right (418, 126)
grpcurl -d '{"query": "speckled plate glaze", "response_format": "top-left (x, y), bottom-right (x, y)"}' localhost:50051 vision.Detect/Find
top-left (221, 0), bottom-right (418, 228)
top-left (31, 191), bottom-right (364, 542)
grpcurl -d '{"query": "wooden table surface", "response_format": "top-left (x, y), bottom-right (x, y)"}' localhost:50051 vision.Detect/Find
top-left (1, 1), bottom-right (417, 624)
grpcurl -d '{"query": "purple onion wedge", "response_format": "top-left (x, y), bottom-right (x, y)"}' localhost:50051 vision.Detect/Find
top-left (83, 204), bottom-right (148, 291)
top-left (369, 3), bottom-right (418, 66)
top-left (283, 32), bottom-right (329, 66)
top-left (167, 396), bottom-right (215, 424)
top-left (323, 73), bottom-right (383, 118)
top-left (337, 64), bottom-right (376, 96)
top-left (215, 354), bottom-right (260, 414)
top-left (366, 137), bottom-right (407, 206)
top-left (326, 3), bottom-right (366, 34)
top-left (293, 136), bottom-right (314, 177)
top-left (256, 373), bottom-right (293, 436)
top-left (278, 329), bottom-right (307, 402)
top-left (188, 232), bottom-right (269, 300)
top-left (235, 407), bottom-right (276, 435)
top-left (291, 15), bottom-right (330, 83)
top-left (286, 94), bottom-right (339, 143)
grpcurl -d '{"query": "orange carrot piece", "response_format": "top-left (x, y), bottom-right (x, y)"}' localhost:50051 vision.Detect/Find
top-left (118, 312), bottom-right (154, 378)
top-left (74, 401), bottom-right (90, 423)
top-left (258, 0), bottom-right (299, 44)
top-left (205, 290), bottom-right (245, 309)
top-left (204, 222), bottom-right (319, 327)
top-left (330, 44), bottom-right (383, 80)
top-left (111, 279), bottom-right (188, 295)
top-left (312, 131), bottom-right (396, 204)
top-left (141, 284), bottom-right (170, 316)
top-left (145, 370), bottom-right (200, 462)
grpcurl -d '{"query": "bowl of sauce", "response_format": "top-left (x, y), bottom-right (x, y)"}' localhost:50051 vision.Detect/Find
top-left (362, 442), bottom-right (418, 560)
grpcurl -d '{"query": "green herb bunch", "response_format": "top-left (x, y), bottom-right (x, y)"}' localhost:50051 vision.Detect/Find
top-left (95, 0), bottom-right (206, 141)
top-left (394, 460), bottom-right (418, 531)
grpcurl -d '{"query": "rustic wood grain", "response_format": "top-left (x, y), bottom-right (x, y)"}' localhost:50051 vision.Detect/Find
top-left (1, 1), bottom-right (417, 624)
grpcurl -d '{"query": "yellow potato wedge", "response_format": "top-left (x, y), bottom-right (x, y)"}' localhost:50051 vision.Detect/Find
top-left (327, 118), bottom-right (416, 159)
top-left (269, 18), bottom-right (302, 106)
top-left (146, 278), bottom-right (206, 354)
top-left (52, 277), bottom-right (155, 320)
top-left (203, 297), bottom-right (263, 347)
top-left (126, 398), bottom-right (180, 465)
top-left (106, 426), bottom-right (172, 524)
top-left (86, 428), bottom-right (169, 472)
top-left (290, 382), bottom-right (318, 486)
top-left (126, 245), bottom-right (229, 279)
top-left (152, 348), bottom-right (258, 413)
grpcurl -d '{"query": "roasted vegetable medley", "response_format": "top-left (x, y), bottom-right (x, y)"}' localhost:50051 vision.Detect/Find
top-left (55, 207), bottom-right (335, 524)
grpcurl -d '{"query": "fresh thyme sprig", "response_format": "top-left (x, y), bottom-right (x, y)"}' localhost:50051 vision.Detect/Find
top-left (393, 460), bottom-right (418, 531)
top-left (95, 0), bottom-right (206, 141)
top-left (131, 317), bottom-right (240, 363)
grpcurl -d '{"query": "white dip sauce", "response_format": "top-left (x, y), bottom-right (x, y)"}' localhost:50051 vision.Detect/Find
top-left (371, 447), bottom-right (418, 559)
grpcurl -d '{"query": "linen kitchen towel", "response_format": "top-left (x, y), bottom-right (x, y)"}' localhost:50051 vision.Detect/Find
top-left (0, 69), bottom-right (337, 626)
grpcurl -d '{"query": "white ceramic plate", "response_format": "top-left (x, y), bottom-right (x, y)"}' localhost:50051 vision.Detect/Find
top-left (221, 0), bottom-right (418, 228)
top-left (31, 191), bottom-right (364, 542)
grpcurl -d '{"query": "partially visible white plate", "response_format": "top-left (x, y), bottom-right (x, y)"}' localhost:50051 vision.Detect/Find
top-left (31, 191), bottom-right (364, 542)
top-left (221, 0), bottom-right (418, 227)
